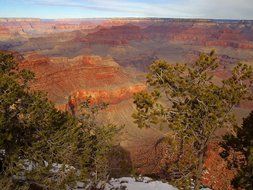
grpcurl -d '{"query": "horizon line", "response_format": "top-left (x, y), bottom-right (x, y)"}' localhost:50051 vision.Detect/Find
top-left (0, 17), bottom-right (253, 21)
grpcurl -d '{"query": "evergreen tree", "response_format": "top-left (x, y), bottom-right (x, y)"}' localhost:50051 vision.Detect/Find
top-left (222, 111), bottom-right (253, 189)
top-left (0, 52), bottom-right (119, 189)
top-left (133, 51), bottom-right (253, 189)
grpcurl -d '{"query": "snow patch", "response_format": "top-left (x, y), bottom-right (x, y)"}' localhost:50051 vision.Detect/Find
top-left (105, 177), bottom-right (178, 190)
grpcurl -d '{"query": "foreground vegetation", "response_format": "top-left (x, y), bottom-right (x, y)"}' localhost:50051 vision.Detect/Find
top-left (222, 111), bottom-right (253, 190)
top-left (133, 51), bottom-right (253, 189)
top-left (0, 52), bottom-right (119, 189)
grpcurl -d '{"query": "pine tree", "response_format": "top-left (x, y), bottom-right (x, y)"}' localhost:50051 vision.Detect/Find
top-left (133, 51), bottom-right (253, 189)
top-left (222, 111), bottom-right (253, 189)
top-left (0, 52), bottom-right (119, 189)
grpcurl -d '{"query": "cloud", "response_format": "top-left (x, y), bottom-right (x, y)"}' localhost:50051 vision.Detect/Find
top-left (20, 0), bottom-right (154, 15)
top-left (184, 0), bottom-right (253, 19)
top-left (14, 0), bottom-right (253, 19)
top-left (21, 0), bottom-right (199, 17)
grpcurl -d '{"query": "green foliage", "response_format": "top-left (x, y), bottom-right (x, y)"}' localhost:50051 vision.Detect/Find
top-left (222, 111), bottom-right (253, 190)
top-left (46, 98), bottom-right (119, 189)
top-left (0, 52), bottom-right (17, 73)
top-left (133, 50), bottom-right (253, 189)
top-left (0, 52), bottom-right (119, 189)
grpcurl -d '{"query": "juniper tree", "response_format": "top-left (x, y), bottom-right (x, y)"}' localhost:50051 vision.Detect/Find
top-left (222, 111), bottom-right (253, 190)
top-left (0, 52), bottom-right (119, 190)
top-left (133, 51), bottom-right (253, 189)
top-left (46, 98), bottom-right (119, 189)
top-left (0, 52), bottom-right (59, 189)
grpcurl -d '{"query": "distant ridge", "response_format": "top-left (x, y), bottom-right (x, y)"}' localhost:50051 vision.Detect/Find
top-left (0, 17), bottom-right (253, 23)
top-left (0, 18), bottom-right (41, 22)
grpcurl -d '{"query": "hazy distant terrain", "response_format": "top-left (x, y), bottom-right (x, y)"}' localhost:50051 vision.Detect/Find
top-left (1, 18), bottom-right (252, 114)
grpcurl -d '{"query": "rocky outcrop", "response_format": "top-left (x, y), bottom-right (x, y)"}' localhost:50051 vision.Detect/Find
top-left (68, 85), bottom-right (145, 106)
top-left (20, 53), bottom-right (145, 106)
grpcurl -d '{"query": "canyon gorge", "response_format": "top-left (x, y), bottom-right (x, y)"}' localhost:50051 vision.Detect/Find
top-left (1, 18), bottom-right (253, 189)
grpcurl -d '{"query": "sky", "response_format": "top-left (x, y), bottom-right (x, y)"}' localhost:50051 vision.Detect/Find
top-left (0, 0), bottom-right (253, 19)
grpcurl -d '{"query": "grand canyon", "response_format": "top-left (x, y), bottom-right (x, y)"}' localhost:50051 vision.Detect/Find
top-left (1, 17), bottom-right (253, 189)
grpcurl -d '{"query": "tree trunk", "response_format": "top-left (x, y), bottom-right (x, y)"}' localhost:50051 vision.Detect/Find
top-left (194, 146), bottom-right (205, 190)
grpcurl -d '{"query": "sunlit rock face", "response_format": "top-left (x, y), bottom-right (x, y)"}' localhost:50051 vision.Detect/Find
top-left (19, 53), bottom-right (145, 107)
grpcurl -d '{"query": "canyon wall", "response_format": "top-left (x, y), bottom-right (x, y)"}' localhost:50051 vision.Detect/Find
top-left (1, 18), bottom-right (253, 189)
